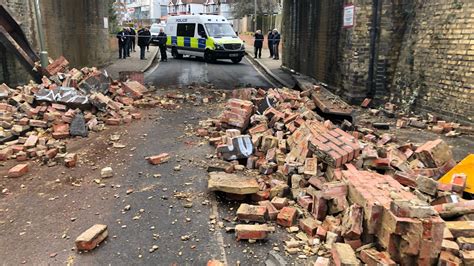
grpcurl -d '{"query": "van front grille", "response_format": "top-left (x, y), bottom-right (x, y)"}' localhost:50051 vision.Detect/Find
top-left (223, 44), bottom-right (241, 50)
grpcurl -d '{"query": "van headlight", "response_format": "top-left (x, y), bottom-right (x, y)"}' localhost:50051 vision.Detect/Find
top-left (215, 44), bottom-right (224, 50)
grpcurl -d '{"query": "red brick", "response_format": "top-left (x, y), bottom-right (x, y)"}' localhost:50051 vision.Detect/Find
top-left (24, 135), bottom-right (38, 148)
top-left (75, 224), bottom-right (108, 251)
top-left (237, 204), bottom-right (268, 223)
top-left (147, 153), bottom-right (170, 165)
top-left (331, 243), bottom-right (359, 266)
top-left (122, 81), bottom-right (147, 99)
top-left (312, 193), bottom-right (328, 221)
top-left (276, 207), bottom-right (297, 227)
top-left (52, 132), bottom-right (70, 139)
top-left (299, 217), bottom-right (320, 237)
top-left (45, 148), bottom-right (58, 159)
top-left (328, 150), bottom-right (343, 168)
top-left (8, 163), bottom-right (29, 178)
top-left (53, 123), bottom-right (69, 133)
top-left (105, 118), bottom-right (121, 125)
top-left (258, 200), bottom-right (279, 220)
top-left (65, 153), bottom-right (78, 168)
top-left (451, 174), bottom-right (467, 193)
top-left (342, 204), bottom-right (363, 240)
top-left (271, 197), bottom-right (288, 210)
top-left (297, 195), bottom-right (313, 211)
top-left (438, 251), bottom-right (462, 266)
top-left (316, 226), bottom-right (327, 240)
top-left (360, 248), bottom-right (396, 266)
top-left (235, 224), bottom-right (275, 240)
top-left (251, 190), bottom-right (270, 202)
top-left (0, 148), bottom-right (13, 161)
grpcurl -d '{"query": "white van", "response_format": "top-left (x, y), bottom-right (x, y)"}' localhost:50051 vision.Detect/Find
top-left (165, 15), bottom-right (245, 63)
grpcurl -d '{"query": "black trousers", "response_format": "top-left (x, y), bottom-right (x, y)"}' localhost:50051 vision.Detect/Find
top-left (119, 42), bottom-right (127, 59)
top-left (159, 45), bottom-right (167, 60)
top-left (139, 45), bottom-right (146, 59)
top-left (268, 43), bottom-right (274, 57)
top-left (130, 39), bottom-right (136, 51)
top-left (254, 47), bottom-right (262, 58)
top-left (273, 43), bottom-right (279, 59)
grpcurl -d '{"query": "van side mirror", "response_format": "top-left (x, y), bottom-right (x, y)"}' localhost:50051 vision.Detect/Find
top-left (199, 31), bottom-right (207, 39)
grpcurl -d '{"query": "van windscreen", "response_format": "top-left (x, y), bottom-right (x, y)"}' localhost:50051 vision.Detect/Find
top-left (205, 23), bottom-right (236, 38)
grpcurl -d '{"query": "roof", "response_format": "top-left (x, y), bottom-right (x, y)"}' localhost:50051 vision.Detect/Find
top-left (167, 14), bottom-right (229, 22)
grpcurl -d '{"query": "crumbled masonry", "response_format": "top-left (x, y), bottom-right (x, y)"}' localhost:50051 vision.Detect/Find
top-left (199, 87), bottom-right (473, 265)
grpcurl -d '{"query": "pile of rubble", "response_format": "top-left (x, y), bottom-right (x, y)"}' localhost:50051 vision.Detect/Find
top-left (199, 87), bottom-right (474, 265)
top-left (0, 56), bottom-right (160, 176)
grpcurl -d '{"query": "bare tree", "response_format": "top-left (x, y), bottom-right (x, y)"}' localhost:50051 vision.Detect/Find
top-left (231, 0), bottom-right (279, 18)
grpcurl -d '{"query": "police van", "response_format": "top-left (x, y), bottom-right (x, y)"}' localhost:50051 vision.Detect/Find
top-left (165, 15), bottom-right (245, 63)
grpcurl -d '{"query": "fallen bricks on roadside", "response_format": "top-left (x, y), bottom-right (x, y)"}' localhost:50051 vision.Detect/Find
top-left (200, 87), bottom-right (474, 264)
top-left (0, 55), bottom-right (168, 169)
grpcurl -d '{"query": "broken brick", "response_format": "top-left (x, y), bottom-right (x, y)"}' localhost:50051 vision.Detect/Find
top-left (331, 243), bottom-right (359, 266)
top-left (75, 224), bottom-right (108, 251)
top-left (299, 217), bottom-right (320, 237)
top-left (237, 204), bottom-right (268, 223)
top-left (8, 163), bottom-right (29, 178)
top-left (146, 153), bottom-right (170, 165)
top-left (277, 207), bottom-right (298, 227)
top-left (235, 224), bottom-right (275, 240)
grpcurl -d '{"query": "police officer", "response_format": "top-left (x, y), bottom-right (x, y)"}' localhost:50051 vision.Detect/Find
top-left (254, 30), bottom-right (264, 59)
top-left (116, 27), bottom-right (127, 59)
top-left (129, 27), bottom-right (137, 53)
top-left (267, 30), bottom-right (274, 58)
top-left (157, 28), bottom-right (168, 62)
top-left (125, 27), bottom-right (132, 57)
top-left (137, 27), bottom-right (151, 60)
top-left (272, 29), bottom-right (281, 60)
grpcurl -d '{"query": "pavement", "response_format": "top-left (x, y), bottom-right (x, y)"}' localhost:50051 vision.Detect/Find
top-left (104, 45), bottom-right (159, 80)
top-left (240, 34), bottom-right (296, 89)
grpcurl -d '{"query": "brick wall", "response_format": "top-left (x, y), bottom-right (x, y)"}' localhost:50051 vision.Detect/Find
top-left (282, 0), bottom-right (344, 91)
top-left (283, 0), bottom-right (474, 123)
top-left (0, 0), bottom-right (116, 86)
top-left (391, 0), bottom-right (474, 123)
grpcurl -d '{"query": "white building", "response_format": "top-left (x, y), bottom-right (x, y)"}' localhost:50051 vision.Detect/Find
top-left (168, 0), bottom-right (234, 20)
top-left (123, 0), bottom-right (169, 23)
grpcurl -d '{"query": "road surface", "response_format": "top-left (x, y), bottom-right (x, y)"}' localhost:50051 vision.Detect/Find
top-left (145, 53), bottom-right (274, 89)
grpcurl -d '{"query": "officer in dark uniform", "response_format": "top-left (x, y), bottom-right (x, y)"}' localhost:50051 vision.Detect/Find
top-left (116, 28), bottom-right (127, 59)
top-left (125, 27), bottom-right (132, 57)
top-left (137, 27), bottom-right (151, 60)
top-left (157, 28), bottom-right (168, 62)
top-left (254, 30), bottom-right (264, 59)
top-left (129, 27), bottom-right (137, 53)
top-left (267, 30), bottom-right (274, 58)
top-left (272, 29), bottom-right (281, 60)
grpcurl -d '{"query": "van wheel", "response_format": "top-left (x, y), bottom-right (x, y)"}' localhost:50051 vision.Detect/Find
top-left (231, 57), bottom-right (242, 64)
top-left (204, 50), bottom-right (215, 63)
top-left (172, 48), bottom-right (182, 59)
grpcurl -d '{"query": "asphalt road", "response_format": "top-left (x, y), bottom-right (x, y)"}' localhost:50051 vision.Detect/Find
top-left (0, 58), bottom-right (285, 265)
top-left (145, 53), bottom-right (273, 89)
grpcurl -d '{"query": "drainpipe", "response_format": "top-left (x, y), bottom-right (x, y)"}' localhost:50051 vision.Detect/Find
top-left (254, 0), bottom-right (257, 32)
top-left (33, 0), bottom-right (49, 69)
top-left (367, 0), bottom-right (380, 98)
